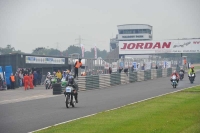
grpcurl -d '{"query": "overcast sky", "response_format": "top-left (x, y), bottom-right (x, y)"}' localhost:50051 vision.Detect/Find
top-left (0, 0), bottom-right (200, 53)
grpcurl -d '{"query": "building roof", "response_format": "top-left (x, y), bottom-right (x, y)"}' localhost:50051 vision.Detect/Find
top-left (117, 24), bottom-right (152, 27)
top-left (0, 53), bottom-right (69, 58)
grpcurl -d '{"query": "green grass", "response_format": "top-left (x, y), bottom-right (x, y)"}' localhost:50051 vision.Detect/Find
top-left (36, 86), bottom-right (200, 133)
top-left (194, 66), bottom-right (200, 69)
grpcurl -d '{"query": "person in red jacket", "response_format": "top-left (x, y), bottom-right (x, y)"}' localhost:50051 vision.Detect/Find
top-left (29, 72), bottom-right (34, 89)
top-left (23, 73), bottom-right (29, 90)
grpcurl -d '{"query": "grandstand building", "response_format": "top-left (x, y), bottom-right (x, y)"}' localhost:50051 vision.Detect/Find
top-left (110, 24), bottom-right (153, 52)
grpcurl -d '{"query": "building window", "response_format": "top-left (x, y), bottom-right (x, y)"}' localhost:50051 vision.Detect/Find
top-left (138, 29), bottom-right (142, 33)
top-left (143, 29), bottom-right (147, 33)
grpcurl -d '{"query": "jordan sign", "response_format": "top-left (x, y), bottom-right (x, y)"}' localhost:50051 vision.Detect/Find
top-left (119, 39), bottom-right (200, 54)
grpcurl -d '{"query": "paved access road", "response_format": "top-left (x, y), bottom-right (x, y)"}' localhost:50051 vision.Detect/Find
top-left (0, 72), bottom-right (199, 133)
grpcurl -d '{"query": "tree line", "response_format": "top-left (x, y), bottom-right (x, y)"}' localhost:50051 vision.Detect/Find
top-left (1, 44), bottom-right (199, 63)
top-left (0, 44), bottom-right (108, 59)
top-left (160, 53), bottom-right (200, 63)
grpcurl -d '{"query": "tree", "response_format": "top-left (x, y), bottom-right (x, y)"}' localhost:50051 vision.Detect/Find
top-left (0, 44), bottom-right (23, 54)
top-left (30, 45), bottom-right (108, 58)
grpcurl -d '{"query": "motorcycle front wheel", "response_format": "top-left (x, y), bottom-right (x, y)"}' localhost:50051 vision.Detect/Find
top-left (66, 95), bottom-right (70, 108)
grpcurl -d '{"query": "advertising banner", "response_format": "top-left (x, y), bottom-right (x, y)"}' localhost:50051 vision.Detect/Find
top-left (25, 56), bottom-right (65, 64)
top-left (166, 61), bottom-right (171, 68)
top-left (145, 62), bottom-right (152, 70)
top-left (112, 62), bottom-right (118, 72)
top-left (104, 63), bottom-right (109, 69)
top-left (132, 62), bottom-right (137, 69)
top-left (119, 39), bottom-right (200, 54)
top-left (120, 62), bottom-right (124, 68)
top-left (0, 66), bottom-right (3, 80)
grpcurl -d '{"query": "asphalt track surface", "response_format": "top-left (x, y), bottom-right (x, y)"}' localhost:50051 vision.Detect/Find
top-left (0, 72), bottom-right (199, 133)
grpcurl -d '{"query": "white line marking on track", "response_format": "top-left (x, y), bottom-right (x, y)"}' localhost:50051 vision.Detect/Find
top-left (0, 95), bottom-right (60, 105)
top-left (29, 84), bottom-right (200, 133)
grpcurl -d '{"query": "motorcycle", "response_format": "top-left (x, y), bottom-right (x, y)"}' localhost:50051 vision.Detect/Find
top-left (171, 75), bottom-right (177, 88)
top-left (188, 73), bottom-right (195, 84)
top-left (65, 86), bottom-right (76, 108)
top-left (45, 78), bottom-right (51, 89)
top-left (179, 71), bottom-right (184, 80)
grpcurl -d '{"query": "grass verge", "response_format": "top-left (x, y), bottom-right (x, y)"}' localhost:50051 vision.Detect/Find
top-left (36, 86), bottom-right (200, 133)
top-left (194, 66), bottom-right (200, 70)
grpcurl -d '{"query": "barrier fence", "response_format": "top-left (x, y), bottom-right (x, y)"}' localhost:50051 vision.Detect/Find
top-left (76, 67), bottom-right (175, 91)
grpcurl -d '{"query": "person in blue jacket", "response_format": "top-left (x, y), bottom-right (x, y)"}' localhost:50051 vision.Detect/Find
top-left (33, 71), bottom-right (38, 87)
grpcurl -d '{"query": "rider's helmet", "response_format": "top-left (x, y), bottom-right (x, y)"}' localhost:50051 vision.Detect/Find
top-left (191, 66), bottom-right (194, 69)
top-left (66, 69), bottom-right (70, 74)
top-left (47, 72), bottom-right (51, 75)
top-left (180, 68), bottom-right (183, 70)
top-left (173, 70), bottom-right (176, 73)
top-left (68, 75), bottom-right (74, 85)
top-left (53, 71), bottom-right (56, 75)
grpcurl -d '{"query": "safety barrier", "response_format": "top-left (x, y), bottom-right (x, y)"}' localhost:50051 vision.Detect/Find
top-left (151, 69), bottom-right (157, 79)
top-left (75, 67), bottom-right (176, 91)
top-left (129, 72), bottom-right (137, 83)
top-left (162, 69), bottom-right (167, 77)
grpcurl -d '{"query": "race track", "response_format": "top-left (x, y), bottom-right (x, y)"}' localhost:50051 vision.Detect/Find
top-left (0, 72), bottom-right (199, 133)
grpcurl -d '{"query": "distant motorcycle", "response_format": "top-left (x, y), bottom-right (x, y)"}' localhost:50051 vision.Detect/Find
top-left (64, 86), bottom-right (76, 108)
top-left (188, 73), bottom-right (195, 84)
top-left (179, 71), bottom-right (184, 80)
top-left (171, 75), bottom-right (177, 88)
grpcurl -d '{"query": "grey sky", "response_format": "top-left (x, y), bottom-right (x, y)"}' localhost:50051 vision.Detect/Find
top-left (0, 0), bottom-right (200, 53)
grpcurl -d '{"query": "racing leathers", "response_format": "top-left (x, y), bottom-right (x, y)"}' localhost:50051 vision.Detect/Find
top-left (64, 76), bottom-right (79, 103)
top-left (170, 72), bottom-right (180, 83)
top-left (188, 68), bottom-right (195, 78)
top-left (179, 69), bottom-right (185, 78)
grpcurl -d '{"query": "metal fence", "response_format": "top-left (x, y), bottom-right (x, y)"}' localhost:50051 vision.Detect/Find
top-left (68, 57), bottom-right (181, 76)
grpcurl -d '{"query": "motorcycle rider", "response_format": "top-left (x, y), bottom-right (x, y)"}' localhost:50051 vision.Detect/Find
top-left (64, 72), bottom-right (79, 103)
top-left (46, 72), bottom-right (51, 79)
top-left (45, 72), bottom-right (52, 89)
top-left (188, 66), bottom-right (195, 79)
top-left (170, 70), bottom-right (180, 84)
top-left (62, 71), bottom-right (67, 81)
top-left (65, 69), bottom-right (70, 81)
top-left (179, 68), bottom-right (185, 78)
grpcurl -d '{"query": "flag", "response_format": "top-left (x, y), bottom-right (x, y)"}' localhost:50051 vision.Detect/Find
top-left (80, 44), bottom-right (84, 58)
top-left (94, 45), bottom-right (97, 59)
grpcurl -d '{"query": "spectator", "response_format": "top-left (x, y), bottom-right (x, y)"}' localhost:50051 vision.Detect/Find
top-left (74, 58), bottom-right (82, 79)
top-left (18, 71), bottom-right (23, 87)
top-left (155, 65), bottom-right (158, 69)
top-left (38, 72), bottom-right (42, 85)
top-left (124, 68), bottom-right (128, 76)
top-left (109, 67), bottom-right (112, 74)
top-left (29, 72), bottom-right (34, 89)
top-left (119, 67), bottom-right (123, 73)
top-left (0, 75), bottom-right (3, 89)
top-left (33, 71), bottom-right (38, 87)
top-left (23, 73), bottom-right (29, 90)
top-left (56, 70), bottom-right (62, 82)
top-left (10, 73), bottom-right (15, 89)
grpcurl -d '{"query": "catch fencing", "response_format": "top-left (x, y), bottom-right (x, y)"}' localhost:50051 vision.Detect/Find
top-left (68, 57), bottom-right (179, 76)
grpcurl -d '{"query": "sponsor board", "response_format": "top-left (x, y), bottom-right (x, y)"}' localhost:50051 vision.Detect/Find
top-left (145, 62), bottom-right (151, 70)
top-left (112, 62), bottom-right (118, 72)
top-left (119, 39), bottom-right (200, 54)
top-left (25, 56), bottom-right (65, 64)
